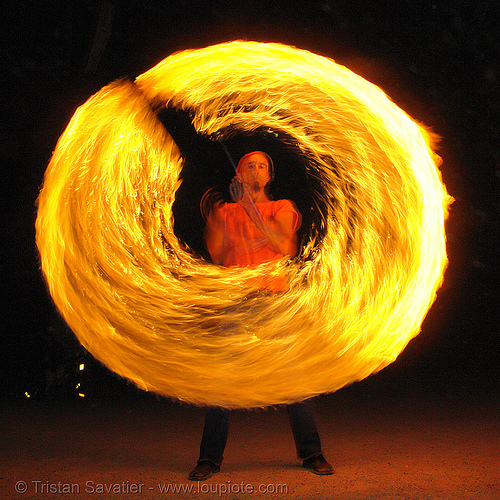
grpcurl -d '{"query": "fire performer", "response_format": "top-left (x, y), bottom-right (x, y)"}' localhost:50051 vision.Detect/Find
top-left (188, 151), bottom-right (333, 480)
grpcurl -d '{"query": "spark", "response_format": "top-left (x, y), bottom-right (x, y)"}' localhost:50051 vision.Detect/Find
top-left (36, 42), bottom-right (451, 408)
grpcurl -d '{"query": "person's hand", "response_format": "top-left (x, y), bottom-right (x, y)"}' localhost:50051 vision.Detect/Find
top-left (208, 200), bottom-right (224, 224)
top-left (229, 176), bottom-right (244, 202)
top-left (200, 188), bottom-right (224, 221)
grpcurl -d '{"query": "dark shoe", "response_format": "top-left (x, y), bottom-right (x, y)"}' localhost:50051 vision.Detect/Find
top-left (188, 460), bottom-right (220, 481)
top-left (302, 454), bottom-right (334, 475)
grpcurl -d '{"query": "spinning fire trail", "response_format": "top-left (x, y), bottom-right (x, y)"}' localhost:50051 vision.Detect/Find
top-left (36, 41), bottom-right (451, 408)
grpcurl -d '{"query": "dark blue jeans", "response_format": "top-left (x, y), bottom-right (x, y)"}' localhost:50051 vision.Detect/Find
top-left (198, 399), bottom-right (322, 465)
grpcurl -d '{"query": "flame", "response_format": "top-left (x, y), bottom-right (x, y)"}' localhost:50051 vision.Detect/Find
top-left (36, 41), bottom-right (451, 408)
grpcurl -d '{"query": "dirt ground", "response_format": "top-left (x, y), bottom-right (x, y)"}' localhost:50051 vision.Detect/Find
top-left (1, 385), bottom-right (499, 500)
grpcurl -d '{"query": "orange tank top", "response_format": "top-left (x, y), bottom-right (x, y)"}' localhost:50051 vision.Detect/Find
top-left (219, 199), bottom-right (301, 291)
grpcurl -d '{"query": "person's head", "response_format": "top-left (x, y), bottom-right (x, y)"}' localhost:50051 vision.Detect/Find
top-left (236, 151), bottom-right (274, 192)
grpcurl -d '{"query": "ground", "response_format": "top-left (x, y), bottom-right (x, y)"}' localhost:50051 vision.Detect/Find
top-left (1, 381), bottom-right (498, 500)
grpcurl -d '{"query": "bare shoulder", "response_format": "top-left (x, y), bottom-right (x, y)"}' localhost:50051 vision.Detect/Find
top-left (273, 199), bottom-right (300, 217)
top-left (274, 199), bottom-right (297, 208)
top-left (272, 199), bottom-right (302, 230)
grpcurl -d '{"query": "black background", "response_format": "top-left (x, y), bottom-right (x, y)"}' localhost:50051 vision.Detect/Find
top-left (2, 0), bottom-right (498, 403)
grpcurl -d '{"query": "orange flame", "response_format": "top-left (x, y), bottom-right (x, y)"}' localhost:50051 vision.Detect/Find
top-left (36, 41), bottom-right (451, 408)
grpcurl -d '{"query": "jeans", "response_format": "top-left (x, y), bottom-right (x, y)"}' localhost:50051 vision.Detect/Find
top-left (198, 399), bottom-right (322, 465)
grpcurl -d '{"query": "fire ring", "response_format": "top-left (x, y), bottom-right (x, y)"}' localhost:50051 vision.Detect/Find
top-left (36, 41), bottom-right (450, 408)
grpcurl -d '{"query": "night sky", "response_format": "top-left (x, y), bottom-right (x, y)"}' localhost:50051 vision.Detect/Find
top-left (2, 0), bottom-right (499, 402)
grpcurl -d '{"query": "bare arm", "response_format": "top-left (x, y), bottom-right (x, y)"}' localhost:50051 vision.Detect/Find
top-left (238, 201), bottom-right (299, 257)
top-left (204, 202), bottom-right (226, 265)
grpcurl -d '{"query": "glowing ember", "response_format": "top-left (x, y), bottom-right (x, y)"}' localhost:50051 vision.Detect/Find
top-left (36, 41), bottom-right (451, 408)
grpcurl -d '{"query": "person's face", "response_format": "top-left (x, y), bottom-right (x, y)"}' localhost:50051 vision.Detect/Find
top-left (237, 153), bottom-right (271, 190)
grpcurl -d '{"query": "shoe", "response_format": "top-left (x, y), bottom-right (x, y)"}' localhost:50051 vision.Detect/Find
top-left (302, 454), bottom-right (334, 475)
top-left (188, 460), bottom-right (220, 481)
